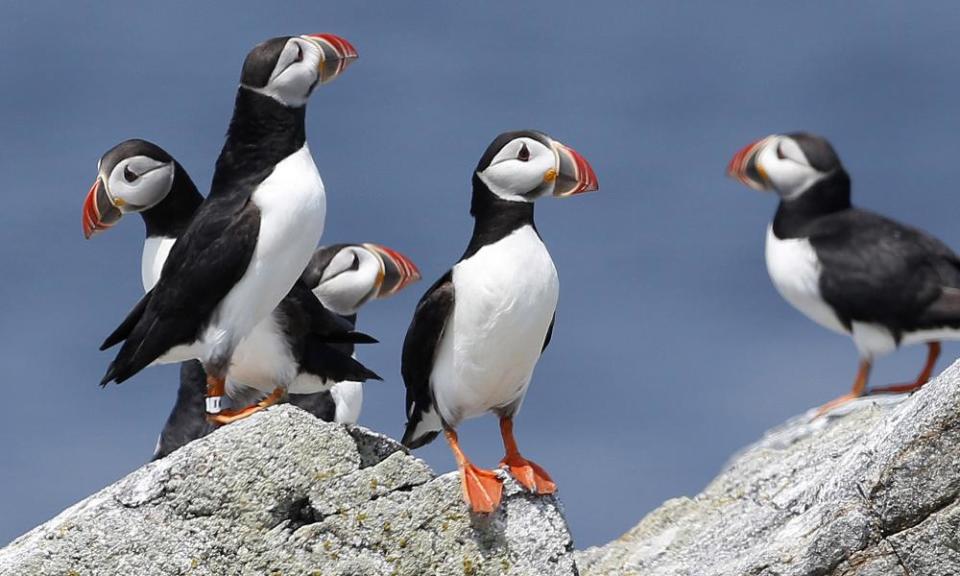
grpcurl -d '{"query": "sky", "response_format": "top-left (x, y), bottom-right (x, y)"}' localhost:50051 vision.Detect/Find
top-left (3, 1), bottom-right (960, 549)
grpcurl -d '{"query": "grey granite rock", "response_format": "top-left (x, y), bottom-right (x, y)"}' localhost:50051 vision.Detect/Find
top-left (10, 358), bottom-right (960, 576)
top-left (0, 405), bottom-right (577, 576)
top-left (576, 360), bottom-right (960, 576)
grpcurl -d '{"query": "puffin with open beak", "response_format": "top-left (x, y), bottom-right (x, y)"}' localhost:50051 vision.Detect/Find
top-left (96, 34), bottom-right (373, 426)
top-left (728, 132), bottom-right (960, 415)
top-left (85, 139), bottom-right (419, 457)
top-left (401, 130), bottom-right (599, 513)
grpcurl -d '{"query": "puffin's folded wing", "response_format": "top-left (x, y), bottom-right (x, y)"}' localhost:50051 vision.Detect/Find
top-left (812, 209), bottom-right (960, 331)
top-left (400, 271), bottom-right (455, 448)
top-left (100, 198), bottom-right (260, 385)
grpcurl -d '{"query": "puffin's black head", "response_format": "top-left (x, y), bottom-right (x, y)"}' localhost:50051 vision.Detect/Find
top-left (83, 139), bottom-right (178, 238)
top-left (301, 243), bottom-right (421, 316)
top-left (473, 130), bottom-right (599, 209)
top-left (727, 132), bottom-right (849, 201)
top-left (239, 34), bottom-right (358, 108)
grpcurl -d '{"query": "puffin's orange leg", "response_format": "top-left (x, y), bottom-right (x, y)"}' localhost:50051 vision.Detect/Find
top-left (445, 429), bottom-right (502, 514)
top-left (815, 359), bottom-right (871, 417)
top-left (498, 417), bottom-right (556, 495)
top-left (870, 341), bottom-right (940, 395)
top-left (207, 387), bottom-right (285, 426)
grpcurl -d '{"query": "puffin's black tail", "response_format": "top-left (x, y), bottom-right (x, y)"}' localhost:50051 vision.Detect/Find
top-left (99, 291), bottom-right (155, 387)
top-left (321, 330), bottom-right (378, 345)
top-left (401, 421), bottom-right (440, 450)
top-left (401, 399), bottom-right (442, 449)
top-left (302, 335), bottom-right (382, 383)
top-left (100, 291), bottom-right (152, 351)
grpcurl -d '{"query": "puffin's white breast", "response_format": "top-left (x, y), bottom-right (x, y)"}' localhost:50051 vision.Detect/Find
top-left (204, 144), bottom-right (327, 360)
top-left (765, 225), bottom-right (847, 335)
top-left (431, 225), bottom-right (559, 426)
top-left (141, 236), bottom-right (176, 292)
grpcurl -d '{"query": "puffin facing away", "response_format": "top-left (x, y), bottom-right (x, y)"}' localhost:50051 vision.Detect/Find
top-left (728, 132), bottom-right (960, 414)
top-left (401, 130), bottom-right (599, 513)
top-left (85, 140), bottom-right (416, 458)
top-left (97, 34), bottom-right (362, 424)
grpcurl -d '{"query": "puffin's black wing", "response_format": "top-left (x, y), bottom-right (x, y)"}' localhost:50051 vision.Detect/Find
top-left (279, 281), bottom-right (381, 383)
top-left (542, 313), bottom-right (556, 353)
top-left (151, 360), bottom-right (215, 460)
top-left (810, 208), bottom-right (960, 334)
top-left (400, 271), bottom-right (455, 449)
top-left (100, 195), bottom-right (260, 385)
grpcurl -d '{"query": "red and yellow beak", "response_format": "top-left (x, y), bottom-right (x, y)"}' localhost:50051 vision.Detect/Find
top-left (301, 33), bottom-right (359, 84)
top-left (727, 136), bottom-right (775, 191)
top-left (363, 243), bottom-right (421, 298)
top-left (551, 139), bottom-right (599, 197)
top-left (82, 177), bottom-right (122, 239)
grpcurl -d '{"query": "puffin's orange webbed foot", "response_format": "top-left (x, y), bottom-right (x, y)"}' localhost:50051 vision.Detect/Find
top-left (206, 387), bottom-right (284, 426)
top-left (500, 454), bottom-right (556, 495)
top-left (459, 463), bottom-right (504, 514)
top-left (813, 393), bottom-right (860, 418)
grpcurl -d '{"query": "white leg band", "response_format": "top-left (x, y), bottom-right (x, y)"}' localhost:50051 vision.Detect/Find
top-left (206, 396), bottom-right (223, 414)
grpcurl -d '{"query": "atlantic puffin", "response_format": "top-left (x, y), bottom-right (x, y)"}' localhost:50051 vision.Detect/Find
top-left (401, 130), bottom-right (599, 513)
top-left (728, 132), bottom-right (960, 413)
top-left (97, 34), bottom-right (366, 424)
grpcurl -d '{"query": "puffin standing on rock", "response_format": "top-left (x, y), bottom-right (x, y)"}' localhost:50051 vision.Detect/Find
top-left (84, 140), bottom-right (419, 458)
top-left (401, 130), bottom-right (599, 513)
top-left (97, 34), bottom-right (367, 425)
top-left (728, 132), bottom-right (960, 414)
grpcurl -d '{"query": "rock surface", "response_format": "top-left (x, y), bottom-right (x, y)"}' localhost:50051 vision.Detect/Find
top-left (577, 360), bottom-right (960, 576)
top-left (0, 406), bottom-right (576, 576)
top-left (8, 361), bottom-right (960, 576)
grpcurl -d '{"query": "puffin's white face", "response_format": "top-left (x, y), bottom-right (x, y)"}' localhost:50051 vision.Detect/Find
top-left (477, 137), bottom-right (558, 202)
top-left (729, 134), bottom-right (841, 202)
top-left (242, 34), bottom-right (358, 108)
top-left (313, 246), bottom-right (382, 315)
top-left (753, 136), bottom-right (829, 200)
top-left (252, 38), bottom-right (324, 107)
top-left (104, 155), bottom-right (175, 213)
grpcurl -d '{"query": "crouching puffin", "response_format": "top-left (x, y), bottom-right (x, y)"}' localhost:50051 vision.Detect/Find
top-left (84, 140), bottom-right (418, 457)
top-left (401, 130), bottom-right (599, 513)
top-left (97, 34), bottom-right (367, 424)
top-left (728, 132), bottom-right (960, 414)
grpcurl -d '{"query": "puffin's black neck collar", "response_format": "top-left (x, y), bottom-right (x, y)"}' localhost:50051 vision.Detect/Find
top-left (773, 170), bottom-right (852, 239)
top-left (212, 88), bottom-right (307, 194)
top-left (460, 174), bottom-right (537, 261)
top-left (142, 162), bottom-right (203, 239)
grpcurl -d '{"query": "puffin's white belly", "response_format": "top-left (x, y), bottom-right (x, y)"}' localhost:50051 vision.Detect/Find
top-left (141, 236), bottom-right (176, 292)
top-left (431, 225), bottom-right (559, 426)
top-left (331, 380), bottom-right (363, 424)
top-left (225, 315), bottom-right (298, 393)
top-left (202, 144), bottom-right (326, 365)
top-left (765, 225), bottom-right (847, 335)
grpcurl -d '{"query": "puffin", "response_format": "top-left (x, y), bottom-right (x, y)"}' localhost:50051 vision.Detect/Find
top-left (97, 34), bottom-right (367, 424)
top-left (84, 140), bottom-right (419, 457)
top-left (401, 130), bottom-right (599, 513)
top-left (728, 132), bottom-right (960, 413)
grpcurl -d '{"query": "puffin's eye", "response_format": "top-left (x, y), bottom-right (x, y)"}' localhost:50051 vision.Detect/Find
top-left (123, 166), bottom-right (139, 183)
top-left (517, 143), bottom-right (530, 162)
top-left (348, 253), bottom-right (360, 272)
top-left (776, 143), bottom-right (787, 160)
top-left (294, 44), bottom-right (303, 63)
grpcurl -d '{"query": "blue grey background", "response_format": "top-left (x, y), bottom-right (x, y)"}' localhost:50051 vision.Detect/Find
top-left (2, 1), bottom-right (959, 548)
